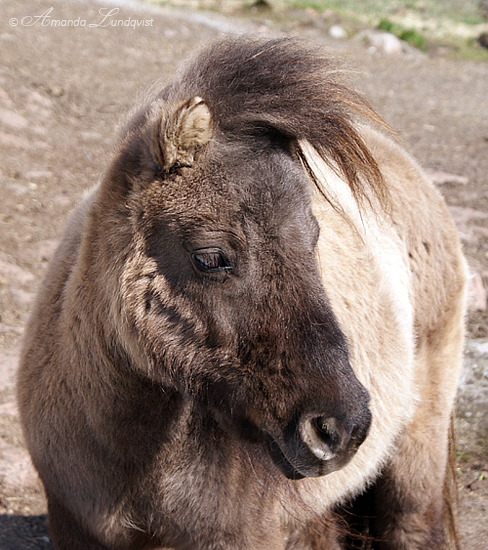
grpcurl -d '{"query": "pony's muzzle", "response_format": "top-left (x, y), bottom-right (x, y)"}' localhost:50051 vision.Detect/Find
top-left (268, 407), bottom-right (372, 480)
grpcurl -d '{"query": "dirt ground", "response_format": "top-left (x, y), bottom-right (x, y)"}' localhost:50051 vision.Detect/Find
top-left (0, 0), bottom-right (487, 548)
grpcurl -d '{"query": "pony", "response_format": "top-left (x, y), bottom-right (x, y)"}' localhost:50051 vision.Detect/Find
top-left (17, 36), bottom-right (467, 550)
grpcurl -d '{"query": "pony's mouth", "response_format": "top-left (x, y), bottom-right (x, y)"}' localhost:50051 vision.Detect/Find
top-left (267, 433), bottom-right (358, 480)
top-left (265, 412), bottom-right (371, 479)
top-left (267, 435), bottom-right (306, 480)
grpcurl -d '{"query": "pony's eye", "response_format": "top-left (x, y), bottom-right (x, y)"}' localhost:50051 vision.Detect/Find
top-left (191, 248), bottom-right (233, 274)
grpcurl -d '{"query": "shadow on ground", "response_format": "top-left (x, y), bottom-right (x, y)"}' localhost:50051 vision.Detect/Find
top-left (0, 514), bottom-right (52, 550)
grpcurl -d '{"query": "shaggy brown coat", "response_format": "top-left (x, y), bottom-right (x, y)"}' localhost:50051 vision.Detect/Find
top-left (18, 37), bottom-right (467, 550)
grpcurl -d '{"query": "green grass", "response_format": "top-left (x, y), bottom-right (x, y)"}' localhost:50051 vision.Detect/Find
top-left (448, 37), bottom-right (488, 61)
top-left (378, 17), bottom-right (427, 50)
top-left (281, 0), bottom-right (484, 25)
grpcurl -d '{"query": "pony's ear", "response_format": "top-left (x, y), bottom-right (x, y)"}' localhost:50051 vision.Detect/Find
top-left (152, 96), bottom-right (212, 171)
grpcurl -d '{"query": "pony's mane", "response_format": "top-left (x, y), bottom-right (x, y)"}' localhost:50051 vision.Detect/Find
top-left (156, 36), bottom-right (391, 207)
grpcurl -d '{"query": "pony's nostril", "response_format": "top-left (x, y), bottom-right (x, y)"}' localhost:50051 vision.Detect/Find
top-left (313, 417), bottom-right (343, 452)
top-left (300, 416), bottom-right (349, 462)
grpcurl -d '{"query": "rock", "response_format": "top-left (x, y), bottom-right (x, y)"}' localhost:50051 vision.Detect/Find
top-left (0, 87), bottom-right (14, 109)
top-left (0, 347), bottom-right (19, 386)
top-left (47, 85), bottom-right (65, 98)
top-left (0, 131), bottom-right (30, 149)
top-left (0, 258), bottom-right (35, 286)
top-left (329, 25), bottom-right (347, 39)
top-left (457, 339), bottom-right (488, 456)
top-left (26, 91), bottom-right (52, 108)
top-left (424, 169), bottom-right (469, 185)
top-left (22, 170), bottom-right (53, 180)
top-left (369, 32), bottom-right (404, 55)
top-left (469, 272), bottom-right (487, 312)
top-left (0, 107), bottom-right (28, 130)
